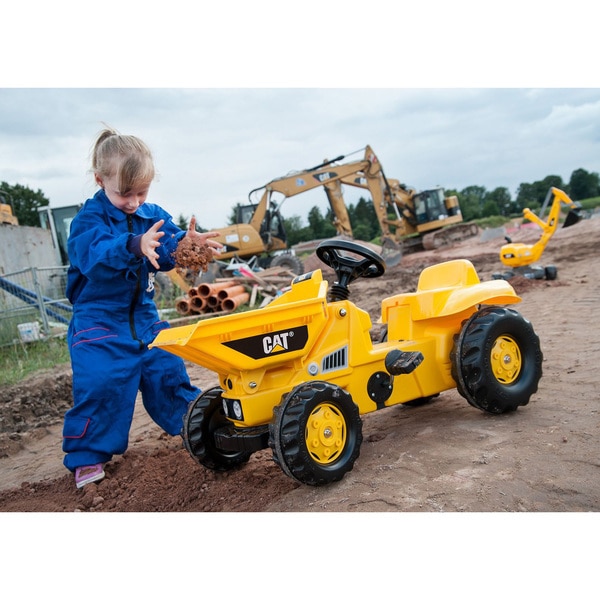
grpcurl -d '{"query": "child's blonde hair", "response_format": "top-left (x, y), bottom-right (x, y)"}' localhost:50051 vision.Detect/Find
top-left (92, 126), bottom-right (155, 194)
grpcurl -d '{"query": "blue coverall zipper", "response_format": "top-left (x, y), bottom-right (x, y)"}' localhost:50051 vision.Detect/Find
top-left (127, 214), bottom-right (144, 349)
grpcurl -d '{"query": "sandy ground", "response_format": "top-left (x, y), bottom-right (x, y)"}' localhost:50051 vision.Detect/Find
top-left (1, 215), bottom-right (599, 514)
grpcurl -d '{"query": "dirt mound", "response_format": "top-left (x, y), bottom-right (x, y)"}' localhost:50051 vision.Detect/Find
top-left (0, 368), bottom-right (73, 459)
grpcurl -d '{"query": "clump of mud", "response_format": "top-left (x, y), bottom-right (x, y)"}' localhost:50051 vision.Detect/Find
top-left (173, 237), bottom-right (213, 274)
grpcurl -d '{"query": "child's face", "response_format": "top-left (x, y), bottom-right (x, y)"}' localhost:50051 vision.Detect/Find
top-left (95, 173), bottom-right (151, 214)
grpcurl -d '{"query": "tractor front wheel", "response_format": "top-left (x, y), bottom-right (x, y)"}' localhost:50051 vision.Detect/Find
top-left (182, 387), bottom-right (252, 471)
top-left (451, 306), bottom-right (543, 414)
top-left (269, 381), bottom-right (362, 485)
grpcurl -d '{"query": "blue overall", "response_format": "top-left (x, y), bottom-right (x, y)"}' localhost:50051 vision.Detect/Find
top-left (62, 189), bottom-right (200, 472)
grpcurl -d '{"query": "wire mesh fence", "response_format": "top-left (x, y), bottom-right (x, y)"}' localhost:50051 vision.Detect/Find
top-left (0, 266), bottom-right (71, 346)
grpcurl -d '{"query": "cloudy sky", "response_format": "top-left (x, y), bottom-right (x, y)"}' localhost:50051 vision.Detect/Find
top-left (1, 3), bottom-right (598, 233)
top-left (1, 88), bottom-right (599, 231)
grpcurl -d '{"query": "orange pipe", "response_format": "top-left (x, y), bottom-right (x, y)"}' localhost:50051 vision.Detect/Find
top-left (198, 281), bottom-right (237, 297)
top-left (206, 294), bottom-right (220, 308)
top-left (221, 292), bottom-right (250, 312)
top-left (175, 296), bottom-right (192, 315)
top-left (189, 295), bottom-right (207, 312)
top-left (217, 284), bottom-right (246, 300)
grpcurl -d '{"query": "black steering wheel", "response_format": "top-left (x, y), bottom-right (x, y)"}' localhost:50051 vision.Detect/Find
top-left (316, 239), bottom-right (386, 301)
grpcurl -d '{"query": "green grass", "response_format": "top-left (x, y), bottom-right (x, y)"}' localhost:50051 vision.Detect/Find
top-left (0, 336), bottom-right (70, 387)
top-left (578, 196), bottom-right (600, 211)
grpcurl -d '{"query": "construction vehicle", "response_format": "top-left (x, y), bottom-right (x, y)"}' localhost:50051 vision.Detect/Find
top-left (150, 239), bottom-right (543, 486)
top-left (324, 172), bottom-right (480, 255)
top-left (0, 203), bottom-right (18, 226)
top-left (210, 146), bottom-right (384, 274)
top-left (213, 145), bottom-right (478, 273)
top-left (0, 192), bottom-right (19, 226)
top-left (492, 187), bottom-right (582, 281)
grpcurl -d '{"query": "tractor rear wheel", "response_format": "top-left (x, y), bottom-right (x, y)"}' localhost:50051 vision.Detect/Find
top-left (269, 381), bottom-right (362, 485)
top-left (182, 387), bottom-right (252, 471)
top-left (450, 306), bottom-right (543, 414)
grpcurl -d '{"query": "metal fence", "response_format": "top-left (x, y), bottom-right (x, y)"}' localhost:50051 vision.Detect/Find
top-left (0, 265), bottom-right (71, 345)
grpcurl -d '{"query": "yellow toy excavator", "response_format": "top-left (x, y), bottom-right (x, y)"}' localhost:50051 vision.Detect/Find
top-left (493, 187), bottom-right (582, 281)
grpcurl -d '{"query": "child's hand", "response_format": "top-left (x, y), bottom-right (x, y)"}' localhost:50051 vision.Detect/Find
top-left (187, 216), bottom-right (223, 257)
top-left (141, 219), bottom-right (165, 269)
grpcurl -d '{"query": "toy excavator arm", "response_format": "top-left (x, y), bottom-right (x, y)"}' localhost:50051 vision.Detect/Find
top-left (500, 187), bottom-right (582, 268)
top-left (524, 187), bottom-right (581, 250)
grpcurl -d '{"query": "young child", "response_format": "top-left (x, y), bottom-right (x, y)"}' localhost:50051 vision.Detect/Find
top-left (62, 126), bottom-right (222, 489)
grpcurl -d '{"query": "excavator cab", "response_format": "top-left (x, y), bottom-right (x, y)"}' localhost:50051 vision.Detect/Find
top-left (259, 203), bottom-right (287, 247)
top-left (235, 204), bottom-right (256, 225)
top-left (413, 188), bottom-right (448, 224)
top-left (234, 201), bottom-right (288, 249)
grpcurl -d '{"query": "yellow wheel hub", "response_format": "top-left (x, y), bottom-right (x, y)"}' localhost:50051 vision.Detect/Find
top-left (305, 402), bottom-right (346, 465)
top-left (490, 335), bottom-right (522, 384)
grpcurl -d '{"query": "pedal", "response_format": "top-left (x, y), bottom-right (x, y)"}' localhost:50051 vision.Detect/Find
top-left (384, 349), bottom-right (424, 376)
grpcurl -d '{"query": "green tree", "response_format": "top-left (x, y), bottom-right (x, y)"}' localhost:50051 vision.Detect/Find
top-left (515, 182), bottom-right (536, 212)
top-left (0, 182), bottom-right (50, 227)
top-left (485, 187), bottom-right (512, 216)
top-left (308, 206), bottom-right (335, 239)
top-left (459, 185), bottom-right (487, 221)
top-left (282, 215), bottom-right (313, 245)
top-left (482, 199), bottom-right (500, 217)
top-left (516, 175), bottom-right (564, 212)
top-left (352, 197), bottom-right (378, 240)
top-left (569, 168), bottom-right (599, 200)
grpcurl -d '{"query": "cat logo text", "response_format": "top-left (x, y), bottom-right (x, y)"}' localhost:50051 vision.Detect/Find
top-left (223, 325), bottom-right (309, 360)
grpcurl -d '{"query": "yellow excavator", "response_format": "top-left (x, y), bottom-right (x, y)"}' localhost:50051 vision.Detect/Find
top-left (492, 187), bottom-right (582, 281)
top-left (0, 190), bottom-right (19, 225)
top-left (210, 146), bottom-right (382, 274)
top-left (211, 145), bottom-right (477, 274)
top-left (323, 170), bottom-right (479, 257)
top-left (0, 203), bottom-right (19, 226)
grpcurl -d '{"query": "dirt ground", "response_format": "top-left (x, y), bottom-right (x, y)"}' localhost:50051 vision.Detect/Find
top-left (1, 215), bottom-right (599, 514)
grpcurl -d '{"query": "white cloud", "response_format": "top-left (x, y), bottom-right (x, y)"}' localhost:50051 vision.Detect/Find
top-left (0, 88), bottom-right (599, 231)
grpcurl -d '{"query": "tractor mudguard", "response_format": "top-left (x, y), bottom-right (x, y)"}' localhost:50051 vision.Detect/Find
top-left (381, 259), bottom-right (520, 324)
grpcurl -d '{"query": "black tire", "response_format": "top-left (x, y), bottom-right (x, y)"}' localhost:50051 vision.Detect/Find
top-left (182, 387), bottom-right (252, 471)
top-left (450, 306), bottom-right (543, 414)
top-left (270, 253), bottom-right (304, 275)
top-left (545, 265), bottom-right (558, 280)
top-left (269, 381), bottom-right (362, 485)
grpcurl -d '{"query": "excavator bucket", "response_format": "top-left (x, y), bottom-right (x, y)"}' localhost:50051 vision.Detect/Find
top-left (563, 206), bottom-right (583, 228)
top-left (381, 238), bottom-right (403, 268)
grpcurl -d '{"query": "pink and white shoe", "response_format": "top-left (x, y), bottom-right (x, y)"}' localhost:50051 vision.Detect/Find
top-left (74, 464), bottom-right (105, 489)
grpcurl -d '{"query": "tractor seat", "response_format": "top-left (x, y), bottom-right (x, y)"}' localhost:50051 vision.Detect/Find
top-left (416, 259), bottom-right (480, 291)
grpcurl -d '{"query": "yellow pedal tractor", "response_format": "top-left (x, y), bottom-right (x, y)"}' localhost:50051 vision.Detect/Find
top-left (151, 240), bottom-right (543, 486)
top-left (493, 187), bottom-right (582, 281)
